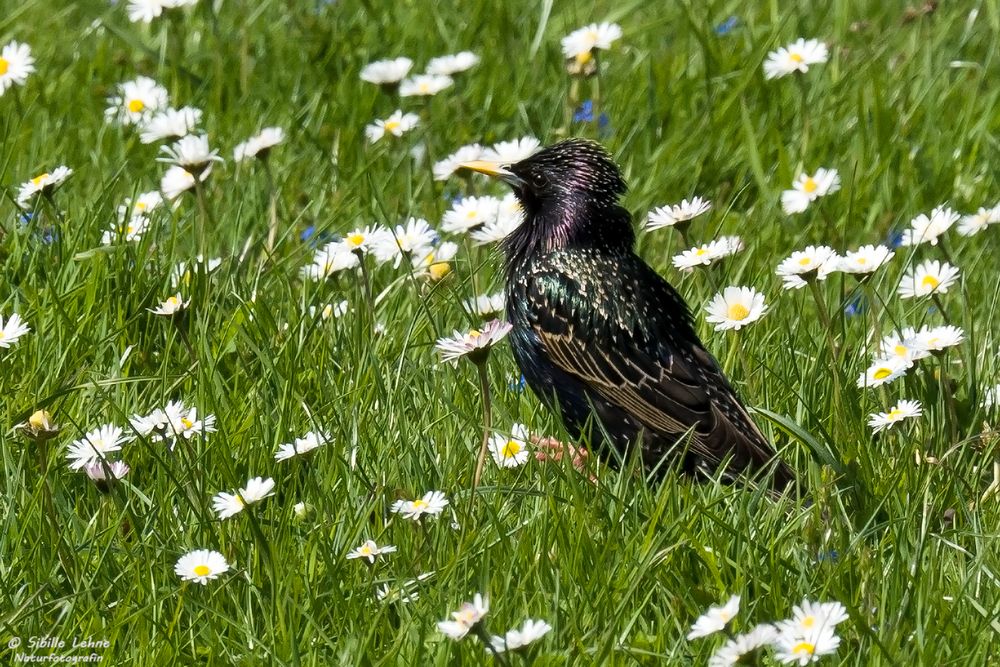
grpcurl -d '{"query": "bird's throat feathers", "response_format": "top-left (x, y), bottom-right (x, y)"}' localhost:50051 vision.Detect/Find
top-left (503, 195), bottom-right (635, 271)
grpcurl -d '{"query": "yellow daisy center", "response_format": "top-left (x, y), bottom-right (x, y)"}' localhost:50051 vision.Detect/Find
top-left (469, 329), bottom-right (482, 338)
top-left (193, 565), bottom-right (211, 577)
top-left (181, 417), bottom-right (194, 429)
top-left (418, 82), bottom-right (430, 93)
top-left (575, 50), bottom-right (593, 66)
top-left (893, 344), bottom-right (909, 356)
top-left (166, 296), bottom-right (179, 307)
top-left (429, 262), bottom-right (451, 281)
top-left (873, 368), bottom-right (892, 380)
top-left (719, 611), bottom-right (731, 622)
top-left (383, 119), bottom-right (401, 133)
top-left (727, 303), bottom-right (750, 321)
top-left (695, 247), bottom-right (708, 256)
top-left (0, 331), bottom-right (6, 340)
top-left (887, 409), bottom-right (904, 420)
top-left (792, 642), bottom-right (815, 656)
top-left (856, 257), bottom-right (867, 265)
top-left (322, 305), bottom-right (333, 318)
top-left (921, 275), bottom-right (940, 289)
top-left (502, 440), bottom-right (522, 458)
top-left (466, 210), bottom-right (479, 219)
top-left (802, 616), bottom-right (816, 628)
top-left (127, 99), bottom-right (145, 113)
top-left (32, 173), bottom-right (50, 186)
top-left (412, 499), bottom-right (429, 509)
top-left (0, 58), bottom-right (9, 75)
top-left (798, 257), bottom-right (813, 267)
top-left (347, 233), bottom-right (365, 247)
top-left (359, 544), bottom-right (373, 555)
top-left (136, 202), bottom-right (148, 211)
top-left (790, 53), bottom-right (804, 64)
top-left (126, 224), bottom-right (136, 234)
top-left (803, 177), bottom-right (818, 193)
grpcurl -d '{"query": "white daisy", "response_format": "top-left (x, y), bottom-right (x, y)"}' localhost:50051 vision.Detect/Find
top-left (300, 242), bottom-right (360, 280)
top-left (411, 241), bottom-right (459, 280)
top-left (470, 194), bottom-right (524, 244)
top-left (435, 320), bottom-right (512, 364)
top-left (957, 205), bottom-right (1000, 236)
top-left (0, 40), bottom-right (36, 94)
top-left (488, 423), bottom-right (531, 468)
top-left (233, 126), bottom-right (285, 162)
top-left (774, 626), bottom-right (841, 665)
top-left (879, 328), bottom-right (930, 363)
top-left (130, 400), bottom-right (216, 443)
top-left (708, 624), bottom-right (779, 667)
top-left (868, 400), bottom-right (922, 434)
top-left (857, 356), bottom-right (911, 388)
top-left (442, 195), bottom-right (501, 234)
top-left (84, 460), bottom-right (131, 488)
top-left (340, 225), bottom-right (385, 255)
top-left (174, 549), bottom-right (229, 585)
top-left (482, 137), bottom-right (542, 163)
top-left (101, 215), bottom-right (151, 245)
top-left (672, 237), bottom-right (742, 271)
top-left (645, 197), bottom-right (711, 231)
top-left (160, 165), bottom-right (209, 201)
top-left (897, 260), bottom-right (960, 299)
top-left (763, 38), bottom-right (830, 79)
top-left (561, 22), bottom-right (623, 73)
top-left (398, 74), bottom-right (453, 97)
top-left (139, 106), bottom-right (202, 144)
top-left (360, 57), bottom-right (413, 85)
top-left (149, 293), bottom-right (189, 316)
top-left (982, 384), bottom-right (1000, 409)
top-left (838, 244), bottom-right (894, 274)
top-left (465, 292), bottom-right (506, 317)
top-left (158, 134), bottom-right (223, 173)
top-left (489, 619), bottom-right (553, 653)
top-left (117, 190), bottom-right (164, 220)
top-left (105, 76), bottom-right (169, 125)
top-left (346, 539), bottom-right (397, 564)
top-left (437, 594), bottom-right (489, 640)
top-left (365, 110), bottom-right (419, 143)
top-left (900, 206), bottom-right (960, 246)
top-left (426, 51), bottom-right (479, 75)
top-left (66, 425), bottom-right (131, 470)
top-left (781, 168), bottom-right (840, 214)
top-left (309, 301), bottom-right (348, 321)
top-left (127, 0), bottom-right (166, 23)
top-left (775, 245), bottom-right (838, 289)
top-left (0, 312), bottom-right (30, 348)
top-left (705, 286), bottom-right (769, 331)
top-left (212, 476), bottom-right (275, 520)
top-left (371, 217), bottom-right (436, 266)
top-left (433, 143), bottom-right (486, 181)
top-left (390, 490), bottom-right (449, 521)
top-left (914, 324), bottom-right (964, 353)
top-left (274, 431), bottom-right (331, 461)
top-left (687, 595), bottom-right (741, 640)
top-left (16, 166), bottom-right (73, 208)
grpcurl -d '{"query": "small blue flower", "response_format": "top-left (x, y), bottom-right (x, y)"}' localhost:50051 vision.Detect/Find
top-left (573, 100), bottom-right (611, 133)
top-left (885, 227), bottom-right (904, 249)
top-left (816, 550), bottom-right (839, 563)
top-left (844, 295), bottom-right (866, 317)
top-left (714, 16), bottom-right (739, 36)
top-left (508, 374), bottom-right (527, 393)
top-left (17, 211), bottom-right (34, 226)
top-left (301, 225), bottom-right (316, 242)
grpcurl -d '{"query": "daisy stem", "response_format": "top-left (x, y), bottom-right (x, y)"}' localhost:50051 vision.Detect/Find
top-left (796, 75), bottom-right (811, 158)
top-left (263, 160), bottom-right (279, 255)
top-left (807, 279), bottom-right (837, 358)
top-left (938, 354), bottom-right (958, 445)
top-left (474, 625), bottom-right (511, 667)
top-left (861, 279), bottom-right (883, 349)
top-left (471, 358), bottom-right (493, 494)
top-left (193, 178), bottom-right (214, 256)
top-left (358, 255), bottom-right (376, 319)
top-left (592, 55), bottom-right (602, 132)
top-left (931, 293), bottom-right (951, 325)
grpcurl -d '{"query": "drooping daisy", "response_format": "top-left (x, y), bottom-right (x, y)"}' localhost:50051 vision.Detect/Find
top-left (868, 400), bottom-right (922, 434)
top-left (371, 217), bottom-right (436, 266)
top-left (897, 260), bottom-right (960, 299)
top-left (645, 197), bottom-right (712, 231)
top-left (130, 400), bottom-right (216, 442)
top-left (346, 539), bottom-right (397, 564)
top-left (838, 244), bottom-right (894, 275)
top-left (482, 137), bottom-right (542, 163)
top-left (15, 166), bottom-right (73, 208)
top-left (160, 165), bottom-right (209, 201)
top-left (212, 476), bottom-right (276, 520)
top-left (105, 76), bottom-right (169, 125)
top-left (465, 292), bottom-right (506, 317)
top-left (442, 195), bottom-right (501, 234)
top-left (309, 301), bottom-right (349, 321)
top-left (915, 324), bottom-right (964, 353)
top-left (127, 0), bottom-right (166, 23)
top-left (360, 57), bottom-right (413, 85)
top-left (117, 190), bottom-right (164, 220)
top-left (561, 22), bottom-right (623, 75)
top-left (900, 206), bottom-right (960, 246)
top-left (65, 425), bottom-right (131, 470)
top-left (398, 74), bottom-right (453, 97)
top-left (435, 320), bottom-right (513, 364)
top-left (0, 40), bottom-right (36, 95)
top-left (672, 237), bottom-right (742, 271)
top-left (274, 431), bottom-right (331, 461)
top-left (437, 594), bottom-right (489, 640)
top-left (411, 241), bottom-right (459, 280)
top-left (488, 423), bottom-right (531, 468)
top-left (433, 143), bottom-right (486, 181)
top-left (0, 312), bottom-right (31, 348)
top-left (775, 245), bottom-right (838, 289)
top-left (139, 106), bottom-right (202, 144)
top-left (101, 215), bottom-right (151, 245)
top-left (763, 38), bottom-right (829, 79)
top-left (982, 384), bottom-right (1000, 409)
top-left (705, 286), bottom-right (769, 331)
top-left (158, 134), bottom-right (223, 174)
top-left (707, 624), bottom-right (779, 667)
top-left (365, 110), bottom-right (419, 143)
top-left (233, 126), bottom-right (285, 162)
top-left (687, 595), bottom-right (741, 640)
top-left (426, 51), bottom-right (479, 75)
top-left (773, 626), bottom-right (841, 665)
top-left (857, 356), bottom-right (911, 388)
top-left (20, 409), bottom-right (58, 441)
top-left (957, 205), bottom-right (1000, 236)
top-left (84, 460), bottom-right (131, 492)
top-left (780, 169), bottom-right (840, 214)
top-left (174, 549), bottom-right (229, 585)
top-left (149, 293), bottom-right (189, 316)
top-left (300, 242), bottom-right (360, 280)
top-left (390, 490), bottom-right (449, 521)
top-left (489, 619), bottom-right (553, 653)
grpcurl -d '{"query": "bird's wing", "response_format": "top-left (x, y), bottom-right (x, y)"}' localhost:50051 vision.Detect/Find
top-left (526, 269), bottom-right (777, 469)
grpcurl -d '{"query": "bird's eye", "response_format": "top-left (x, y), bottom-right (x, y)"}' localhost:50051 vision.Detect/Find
top-left (529, 172), bottom-right (549, 189)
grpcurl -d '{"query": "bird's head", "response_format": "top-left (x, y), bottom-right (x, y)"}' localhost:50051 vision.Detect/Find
top-left (461, 139), bottom-right (632, 255)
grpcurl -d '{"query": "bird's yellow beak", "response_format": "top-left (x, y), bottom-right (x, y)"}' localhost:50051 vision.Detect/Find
top-left (458, 160), bottom-right (526, 188)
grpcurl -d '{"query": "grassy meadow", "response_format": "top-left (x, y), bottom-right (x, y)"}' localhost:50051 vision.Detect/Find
top-left (2, 0), bottom-right (999, 664)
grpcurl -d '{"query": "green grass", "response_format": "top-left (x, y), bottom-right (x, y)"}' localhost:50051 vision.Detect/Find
top-left (2, 0), bottom-right (999, 664)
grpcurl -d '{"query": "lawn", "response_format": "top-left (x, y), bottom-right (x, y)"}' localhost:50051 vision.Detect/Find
top-left (1, 0), bottom-right (999, 664)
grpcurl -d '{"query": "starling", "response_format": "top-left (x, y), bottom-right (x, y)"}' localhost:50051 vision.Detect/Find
top-left (461, 139), bottom-right (793, 488)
